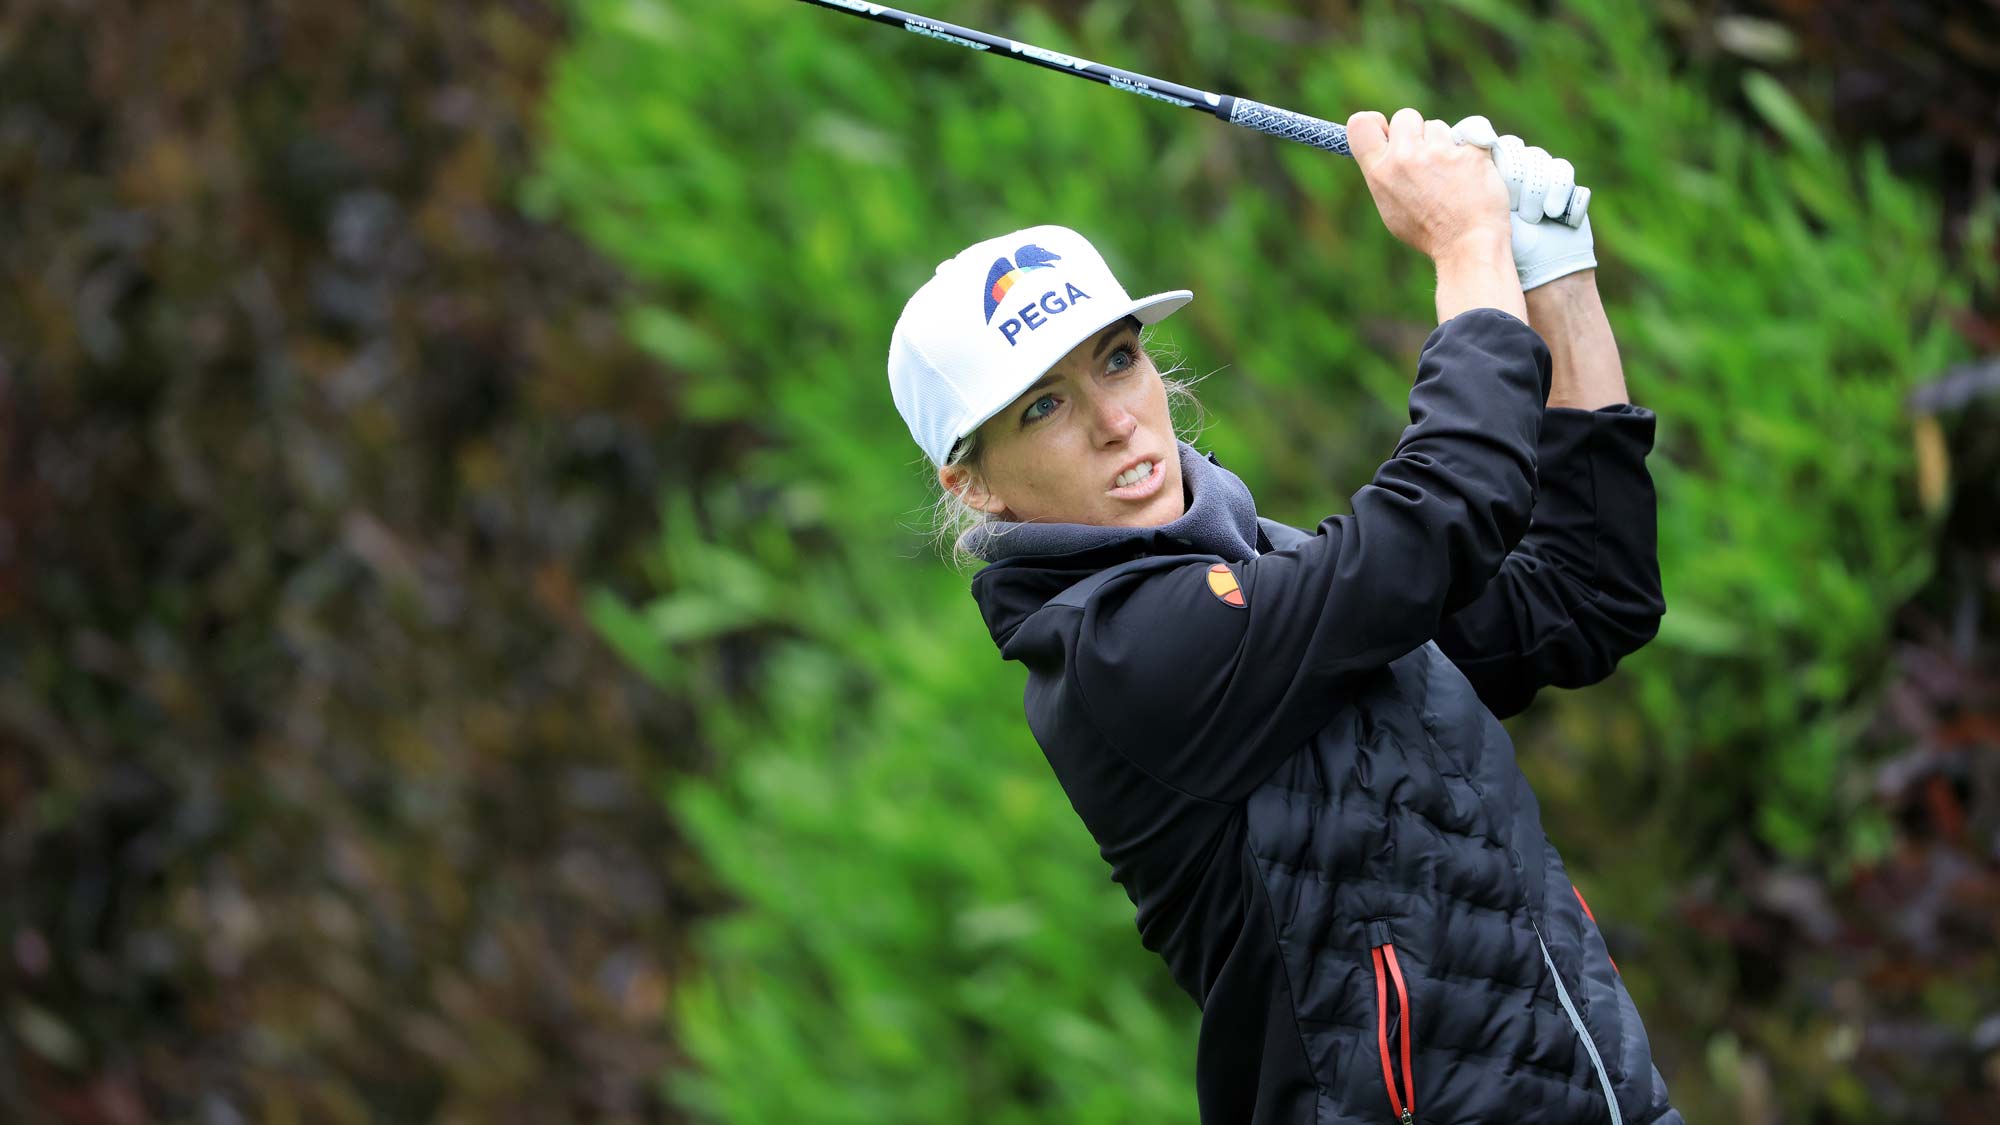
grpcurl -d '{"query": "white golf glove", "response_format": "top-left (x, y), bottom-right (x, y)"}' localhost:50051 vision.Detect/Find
top-left (1449, 115), bottom-right (1596, 291)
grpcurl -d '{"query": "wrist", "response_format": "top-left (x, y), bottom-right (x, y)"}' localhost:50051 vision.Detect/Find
top-left (1525, 269), bottom-right (1604, 332)
top-left (1431, 226), bottom-right (1512, 272)
top-left (1525, 268), bottom-right (1599, 314)
top-left (1432, 232), bottom-right (1527, 325)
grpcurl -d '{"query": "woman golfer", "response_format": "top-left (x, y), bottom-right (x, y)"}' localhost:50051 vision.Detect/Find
top-left (887, 108), bottom-right (1681, 1125)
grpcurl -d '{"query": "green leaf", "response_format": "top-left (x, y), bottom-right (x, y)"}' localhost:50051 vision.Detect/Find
top-left (1742, 70), bottom-right (1828, 154)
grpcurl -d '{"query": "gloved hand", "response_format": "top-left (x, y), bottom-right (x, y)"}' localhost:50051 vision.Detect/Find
top-left (1448, 116), bottom-right (1597, 291)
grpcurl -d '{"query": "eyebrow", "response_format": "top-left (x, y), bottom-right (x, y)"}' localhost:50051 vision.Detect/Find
top-left (1017, 371), bottom-right (1061, 400)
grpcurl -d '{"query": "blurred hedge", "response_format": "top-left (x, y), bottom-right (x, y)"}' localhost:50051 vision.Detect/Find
top-left (3, 0), bottom-right (1992, 1121)
top-left (0, 1), bottom-right (716, 1120)
top-left (531, 0), bottom-right (1992, 1120)
top-left (1688, 0), bottom-right (2000, 254)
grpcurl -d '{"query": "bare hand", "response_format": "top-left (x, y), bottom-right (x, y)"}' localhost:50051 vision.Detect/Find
top-left (1347, 108), bottom-right (1511, 263)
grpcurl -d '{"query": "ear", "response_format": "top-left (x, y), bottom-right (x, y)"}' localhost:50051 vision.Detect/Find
top-left (938, 463), bottom-right (1008, 515)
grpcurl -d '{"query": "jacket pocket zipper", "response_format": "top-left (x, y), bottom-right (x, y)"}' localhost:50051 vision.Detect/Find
top-left (1532, 921), bottom-right (1622, 1125)
top-left (1370, 942), bottom-right (1416, 1125)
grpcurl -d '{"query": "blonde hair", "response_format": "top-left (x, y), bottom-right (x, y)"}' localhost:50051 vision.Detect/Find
top-left (928, 321), bottom-right (1209, 570)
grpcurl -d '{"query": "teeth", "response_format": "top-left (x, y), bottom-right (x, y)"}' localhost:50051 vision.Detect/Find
top-left (1115, 461), bottom-right (1153, 489)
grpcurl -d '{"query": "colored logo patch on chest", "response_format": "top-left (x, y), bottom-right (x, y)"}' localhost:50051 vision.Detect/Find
top-left (1206, 563), bottom-right (1245, 608)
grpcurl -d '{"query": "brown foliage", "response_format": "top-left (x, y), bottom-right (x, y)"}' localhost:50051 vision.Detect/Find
top-left (0, 1), bottom-right (716, 1120)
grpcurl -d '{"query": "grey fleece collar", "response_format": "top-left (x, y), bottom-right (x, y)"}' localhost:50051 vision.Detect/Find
top-left (958, 440), bottom-right (1263, 564)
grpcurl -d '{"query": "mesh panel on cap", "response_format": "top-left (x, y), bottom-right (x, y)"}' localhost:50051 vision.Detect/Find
top-left (888, 316), bottom-right (974, 466)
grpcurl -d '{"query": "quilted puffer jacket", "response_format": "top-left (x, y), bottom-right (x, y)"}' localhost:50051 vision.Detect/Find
top-left (967, 308), bottom-right (1682, 1123)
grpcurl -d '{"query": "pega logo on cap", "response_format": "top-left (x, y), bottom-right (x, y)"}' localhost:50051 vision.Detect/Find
top-left (983, 244), bottom-right (1062, 322)
top-left (982, 243), bottom-right (1091, 347)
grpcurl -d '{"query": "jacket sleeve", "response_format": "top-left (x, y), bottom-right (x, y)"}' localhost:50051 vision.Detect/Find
top-left (1052, 308), bottom-right (1553, 805)
top-left (1434, 403), bottom-right (1665, 718)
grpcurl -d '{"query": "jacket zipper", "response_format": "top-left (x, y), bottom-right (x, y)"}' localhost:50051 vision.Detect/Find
top-left (1369, 942), bottom-right (1416, 1125)
top-left (1532, 920), bottom-right (1622, 1125)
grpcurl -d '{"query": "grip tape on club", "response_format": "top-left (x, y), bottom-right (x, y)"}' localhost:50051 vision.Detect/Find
top-left (1226, 99), bottom-right (1352, 157)
top-left (1559, 184), bottom-right (1591, 228)
top-left (1229, 99), bottom-right (1593, 228)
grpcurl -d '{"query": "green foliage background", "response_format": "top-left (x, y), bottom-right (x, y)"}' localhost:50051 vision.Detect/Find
top-left (529, 0), bottom-right (1988, 1120)
top-left (3, 0), bottom-right (1992, 1119)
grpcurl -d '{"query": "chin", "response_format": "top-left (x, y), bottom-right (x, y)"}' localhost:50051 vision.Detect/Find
top-left (1158, 468), bottom-right (1189, 522)
top-left (1133, 476), bottom-right (1187, 527)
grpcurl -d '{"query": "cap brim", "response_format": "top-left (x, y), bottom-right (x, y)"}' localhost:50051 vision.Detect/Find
top-left (945, 288), bottom-right (1195, 460)
top-left (1128, 288), bottom-right (1195, 325)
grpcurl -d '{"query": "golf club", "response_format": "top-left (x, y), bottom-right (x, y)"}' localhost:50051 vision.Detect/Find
top-left (796, 0), bottom-right (1590, 227)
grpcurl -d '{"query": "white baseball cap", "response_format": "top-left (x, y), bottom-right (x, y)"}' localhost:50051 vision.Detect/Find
top-left (888, 224), bottom-right (1193, 466)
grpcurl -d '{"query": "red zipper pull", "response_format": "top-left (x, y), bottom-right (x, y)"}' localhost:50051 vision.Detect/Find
top-left (1372, 944), bottom-right (1417, 1124)
top-left (1384, 944), bottom-right (1416, 1122)
top-left (1574, 883), bottom-right (1620, 975)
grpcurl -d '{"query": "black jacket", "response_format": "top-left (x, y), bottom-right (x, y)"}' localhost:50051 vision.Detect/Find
top-left (969, 309), bottom-right (1680, 1124)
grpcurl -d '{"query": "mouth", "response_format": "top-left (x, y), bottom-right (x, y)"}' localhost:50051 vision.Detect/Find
top-left (1106, 456), bottom-right (1167, 501)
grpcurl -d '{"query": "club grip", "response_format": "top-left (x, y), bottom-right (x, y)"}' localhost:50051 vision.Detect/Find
top-left (1557, 184), bottom-right (1591, 228)
top-left (1226, 98), bottom-right (1351, 157)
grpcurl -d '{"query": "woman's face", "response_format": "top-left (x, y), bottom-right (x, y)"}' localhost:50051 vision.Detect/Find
top-left (941, 318), bottom-right (1186, 528)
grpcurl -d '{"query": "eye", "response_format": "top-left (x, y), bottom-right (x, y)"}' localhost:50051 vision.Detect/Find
top-left (1022, 393), bottom-right (1059, 425)
top-left (1107, 344), bottom-right (1138, 374)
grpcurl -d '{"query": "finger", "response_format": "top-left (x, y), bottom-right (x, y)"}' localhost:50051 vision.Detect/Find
top-left (1514, 145), bottom-right (1552, 224)
top-left (1543, 156), bottom-right (1576, 221)
top-left (1492, 134), bottom-right (1525, 212)
top-left (1346, 110), bottom-right (1389, 165)
top-left (1423, 118), bottom-right (1452, 147)
top-left (1449, 114), bottom-right (1498, 149)
top-left (1388, 107), bottom-right (1424, 155)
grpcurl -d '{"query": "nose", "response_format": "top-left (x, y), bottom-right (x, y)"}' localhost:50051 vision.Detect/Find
top-left (1090, 393), bottom-right (1137, 447)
